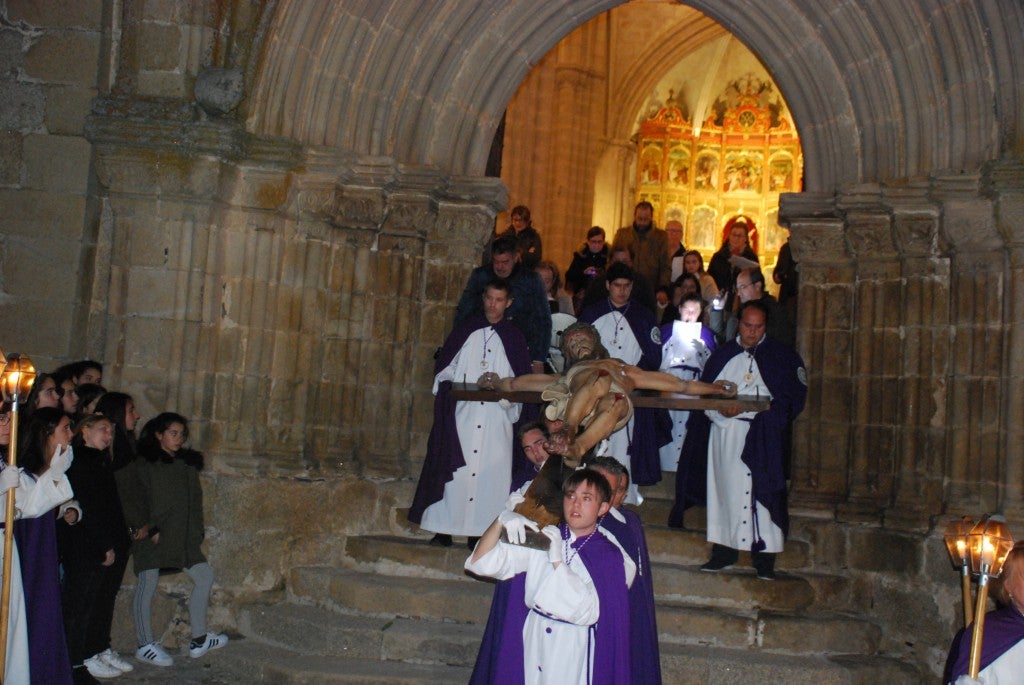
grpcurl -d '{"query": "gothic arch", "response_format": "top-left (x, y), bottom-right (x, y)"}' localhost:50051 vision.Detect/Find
top-left (246, 1), bottom-right (1023, 191)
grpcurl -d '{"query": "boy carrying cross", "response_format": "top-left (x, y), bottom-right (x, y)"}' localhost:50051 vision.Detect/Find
top-left (465, 468), bottom-right (635, 685)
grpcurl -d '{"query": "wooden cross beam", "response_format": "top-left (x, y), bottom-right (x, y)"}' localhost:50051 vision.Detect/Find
top-left (449, 383), bottom-right (770, 413)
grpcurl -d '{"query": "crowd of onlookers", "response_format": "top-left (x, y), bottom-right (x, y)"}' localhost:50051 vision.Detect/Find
top-left (493, 202), bottom-right (798, 346)
top-left (0, 360), bottom-right (226, 685)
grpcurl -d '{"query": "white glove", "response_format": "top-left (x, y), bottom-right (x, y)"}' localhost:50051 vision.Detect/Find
top-left (542, 525), bottom-right (563, 565)
top-left (504, 491), bottom-right (526, 512)
top-left (955, 676), bottom-right (984, 685)
top-left (48, 444), bottom-right (73, 475)
top-left (0, 465), bottom-right (19, 493)
top-left (498, 510), bottom-right (539, 545)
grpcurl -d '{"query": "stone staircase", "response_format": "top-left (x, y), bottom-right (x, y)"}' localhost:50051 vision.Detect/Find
top-left (219, 483), bottom-right (924, 684)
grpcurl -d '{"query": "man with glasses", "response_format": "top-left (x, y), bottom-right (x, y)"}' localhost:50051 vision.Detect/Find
top-left (709, 267), bottom-right (794, 347)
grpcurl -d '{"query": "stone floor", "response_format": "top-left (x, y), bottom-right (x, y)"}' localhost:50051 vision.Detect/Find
top-left (96, 641), bottom-right (247, 684)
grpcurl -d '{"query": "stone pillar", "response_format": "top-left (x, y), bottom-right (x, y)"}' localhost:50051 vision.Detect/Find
top-left (884, 182), bottom-right (948, 530)
top-left (990, 160), bottom-right (1024, 521)
top-left (928, 173), bottom-right (1003, 513)
top-left (779, 192), bottom-right (853, 511)
top-left (829, 187), bottom-right (899, 523)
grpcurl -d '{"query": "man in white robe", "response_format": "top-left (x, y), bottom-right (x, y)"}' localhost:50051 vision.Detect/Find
top-left (466, 468), bottom-right (634, 685)
top-left (685, 300), bottom-right (807, 580)
top-left (409, 280), bottom-right (532, 547)
top-left (579, 262), bottom-right (664, 503)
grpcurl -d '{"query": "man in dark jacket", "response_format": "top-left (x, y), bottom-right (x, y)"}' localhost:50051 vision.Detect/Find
top-left (456, 236), bottom-right (551, 372)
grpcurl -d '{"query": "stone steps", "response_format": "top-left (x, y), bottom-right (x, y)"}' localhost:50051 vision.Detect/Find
top-left (643, 523), bottom-right (811, 569)
top-left (658, 643), bottom-right (919, 684)
top-left (289, 566), bottom-right (491, 623)
top-left (342, 534), bottom-right (831, 612)
top-left (224, 519), bottom-right (924, 684)
top-left (238, 603), bottom-right (482, 667)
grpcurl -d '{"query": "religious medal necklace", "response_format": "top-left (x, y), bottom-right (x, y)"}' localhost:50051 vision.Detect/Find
top-left (480, 327), bottom-right (498, 369)
top-left (608, 299), bottom-right (631, 345)
top-left (563, 521), bottom-right (599, 566)
top-left (744, 344), bottom-right (758, 383)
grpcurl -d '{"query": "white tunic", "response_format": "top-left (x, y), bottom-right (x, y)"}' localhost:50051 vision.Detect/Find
top-left (971, 638), bottom-right (1024, 684)
top-left (705, 350), bottom-right (784, 553)
top-left (658, 321), bottom-right (709, 471)
top-left (1, 465), bottom-right (75, 685)
top-left (420, 326), bottom-right (522, 536)
top-left (465, 533), bottom-right (635, 685)
top-left (590, 309), bottom-right (643, 504)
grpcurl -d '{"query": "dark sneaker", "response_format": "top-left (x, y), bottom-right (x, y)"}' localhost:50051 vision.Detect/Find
top-left (429, 533), bottom-right (453, 547)
top-left (752, 551), bottom-right (777, 580)
top-left (700, 556), bottom-right (734, 572)
top-left (700, 544), bottom-right (739, 572)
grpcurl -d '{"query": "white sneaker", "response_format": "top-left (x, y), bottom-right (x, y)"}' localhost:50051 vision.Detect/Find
top-left (98, 648), bottom-right (134, 673)
top-left (134, 642), bottom-right (174, 667)
top-left (83, 654), bottom-right (122, 679)
top-left (188, 632), bottom-right (228, 658)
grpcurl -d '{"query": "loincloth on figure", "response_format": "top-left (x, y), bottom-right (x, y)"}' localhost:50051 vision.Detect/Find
top-left (539, 361), bottom-right (634, 432)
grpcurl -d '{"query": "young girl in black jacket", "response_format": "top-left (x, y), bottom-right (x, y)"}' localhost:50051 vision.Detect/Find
top-left (62, 413), bottom-right (134, 680)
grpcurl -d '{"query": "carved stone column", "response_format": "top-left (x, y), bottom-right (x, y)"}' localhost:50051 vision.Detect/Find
top-left (834, 186), bottom-right (900, 523)
top-left (990, 159), bottom-right (1024, 521)
top-left (779, 192), bottom-right (852, 511)
top-left (932, 171), bottom-right (1005, 514)
top-left (883, 182), bottom-right (947, 530)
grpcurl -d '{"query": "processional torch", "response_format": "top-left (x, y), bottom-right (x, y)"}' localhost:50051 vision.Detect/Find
top-left (944, 516), bottom-right (975, 627)
top-left (965, 515), bottom-right (1014, 679)
top-left (0, 352), bottom-right (36, 682)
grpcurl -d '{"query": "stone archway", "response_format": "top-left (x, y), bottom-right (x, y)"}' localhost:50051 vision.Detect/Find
top-left (79, 0), bottom-right (1022, 521)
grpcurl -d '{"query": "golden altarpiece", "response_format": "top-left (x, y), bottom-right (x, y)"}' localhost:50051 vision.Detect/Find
top-left (635, 75), bottom-right (803, 274)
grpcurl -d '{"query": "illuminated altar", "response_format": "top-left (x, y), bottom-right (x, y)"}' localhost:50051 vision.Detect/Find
top-left (635, 74), bottom-right (803, 274)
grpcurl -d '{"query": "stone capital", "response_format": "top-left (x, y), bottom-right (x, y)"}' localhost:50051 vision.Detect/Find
top-left (883, 180), bottom-right (942, 257)
top-left (986, 158), bottom-right (1024, 246)
top-left (930, 171), bottom-right (999, 253)
top-left (778, 191), bottom-right (850, 264)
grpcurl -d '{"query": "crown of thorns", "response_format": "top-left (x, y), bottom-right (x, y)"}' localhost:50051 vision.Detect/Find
top-left (560, 321), bottom-right (610, 364)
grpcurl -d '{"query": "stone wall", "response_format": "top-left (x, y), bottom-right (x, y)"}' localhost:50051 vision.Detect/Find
top-left (84, 109), bottom-right (505, 475)
top-left (782, 162), bottom-right (1024, 526)
top-left (0, 0), bottom-right (105, 368)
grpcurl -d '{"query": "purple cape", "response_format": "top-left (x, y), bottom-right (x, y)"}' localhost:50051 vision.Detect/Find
top-left (469, 575), bottom-right (530, 685)
top-left (581, 300), bottom-right (671, 486)
top-left (669, 336), bottom-right (806, 545)
top-left (408, 315), bottom-right (532, 524)
top-left (14, 509), bottom-right (74, 684)
top-left (945, 605), bottom-right (1024, 682)
top-left (470, 528), bottom-right (633, 685)
top-left (601, 510), bottom-right (661, 685)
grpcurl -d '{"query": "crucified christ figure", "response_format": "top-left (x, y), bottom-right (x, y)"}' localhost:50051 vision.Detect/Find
top-left (477, 321), bottom-right (737, 463)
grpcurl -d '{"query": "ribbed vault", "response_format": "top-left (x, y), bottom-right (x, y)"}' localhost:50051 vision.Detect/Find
top-left (246, 0), bottom-right (1024, 190)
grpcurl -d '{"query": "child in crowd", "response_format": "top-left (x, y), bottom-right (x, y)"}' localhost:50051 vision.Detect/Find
top-left (117, 413), bottom-right (227, 667)
top-left (62, 414), bottom-right (134, 681)
top-left (658, 294), bottom-right (716, 471)
top-left (466, 468), bottom-right (634, 684)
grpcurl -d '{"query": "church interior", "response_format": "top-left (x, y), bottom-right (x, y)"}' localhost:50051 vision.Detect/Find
top-left (0, 0), bottom-right (1022, 681)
